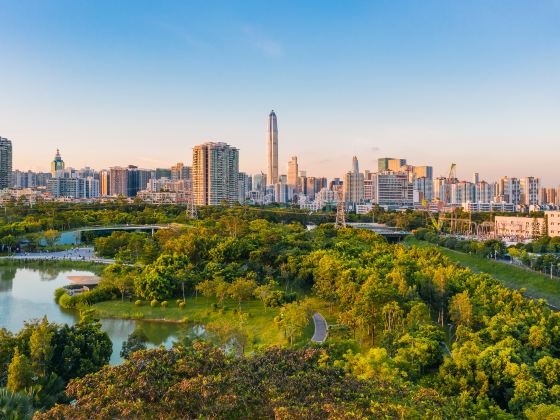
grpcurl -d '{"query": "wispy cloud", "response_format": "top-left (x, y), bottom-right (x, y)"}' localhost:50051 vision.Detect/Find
top-left (241, 25), bottom-right (284, 58)
top-left (152, 20), bottom-right (213, 51)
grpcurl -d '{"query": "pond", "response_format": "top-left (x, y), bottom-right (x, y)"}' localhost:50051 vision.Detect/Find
top-left (0, 264), bottom-right (191, 364)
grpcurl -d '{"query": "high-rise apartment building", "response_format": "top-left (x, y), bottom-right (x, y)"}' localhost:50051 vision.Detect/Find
top-left (473, 172), bottom-right (480, 184)
top-left (47, 177), bottom-right (86, 198)
top-left (192, 142), bottom-right (239, 206)
top-left (252, 172), bottom-right (267, 193)
top-left (287, 156), bottom-right (299, 192)
top-left (12, 170), bottom-right (36, 189)
top-left (0, 138), bottom-right (13, 189)
top-left (496, 177), bottom-right (521, 206)
top-left (413, 166), bottom-right (433, 179)
top-left (267, 110), bottom-right (278, 185)
top-left (343, 156), bottom-right (364, 205)
top-left (238, 172), bottom-right (251, 203)
top-left (475, 181), bottom-right (493, 203)
top-left (171, 162), bottom-right (191, 181)
top-left (413, 177), bottom-right (433, 202)
top-left (273, 178), bottom-right (292, 204)
top-left (520, 177), bottom-right (540, 206)
top-left (305, 177), bottom-right (326, 201)
top-left (109, 167), bottom-right (129, 197)
top-left (99, 170), bottom-right (110, 196)
top-left (451, 182), bottom-right (476, 205)
top-left (155, 168), bottom-right (172, 179)
top-left (85, 177), bottom-right (100, 198)
top-left (545, 188), bottom-right (557, 206)
top-left (35, 172), bottom-right (52, 187)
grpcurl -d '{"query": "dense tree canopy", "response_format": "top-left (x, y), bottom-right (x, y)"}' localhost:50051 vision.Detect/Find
top-left (3, 206), bottom-right (560, 418)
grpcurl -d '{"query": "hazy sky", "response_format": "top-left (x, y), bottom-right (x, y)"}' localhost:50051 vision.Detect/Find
top-left (1, 0), bottom-right (559, 184)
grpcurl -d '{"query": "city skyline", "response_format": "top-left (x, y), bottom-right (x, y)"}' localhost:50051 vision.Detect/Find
top-left (2, 1), bottom-right (560, 183)
top-left (6, 139), bottom-right (558, 189)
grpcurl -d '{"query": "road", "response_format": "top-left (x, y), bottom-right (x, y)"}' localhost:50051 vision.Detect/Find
top-left (311, 312), bottom-right (328, 343)
top-left (4, 247), bottom-right (115, 264)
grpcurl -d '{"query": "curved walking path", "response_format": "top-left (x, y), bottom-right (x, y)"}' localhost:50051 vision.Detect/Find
top-left (311, 312), bottom-right (328, 343)
top-left (2, 247), bottom-right (115, 265)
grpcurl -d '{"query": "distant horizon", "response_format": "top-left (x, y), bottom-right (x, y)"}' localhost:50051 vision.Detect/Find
top-left (2, 1), bottom-right (559, 184)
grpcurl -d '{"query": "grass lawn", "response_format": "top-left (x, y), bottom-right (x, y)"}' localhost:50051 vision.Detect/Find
top-left (94, 296), bottom-right (325, 348)
top-left (407, 237), bottom-right (560, 308)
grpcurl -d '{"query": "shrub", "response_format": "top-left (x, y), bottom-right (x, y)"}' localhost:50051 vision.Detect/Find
top-left (284, 292), bottom-right (297, 303)
top-left (161, 301), bottom-right (168, 308)
top-left (54, 288), bottom-right (66, 303)
top-left (135, 300), bottom-right (143, 306)
top-left (150, 299), bottom-right (159, 307)
top-left (178, 302), bottom-right (186, 310)
top-left (211, 303), bottom-right (218, 311)
top-left (58, 292), bottom-right (73, 309)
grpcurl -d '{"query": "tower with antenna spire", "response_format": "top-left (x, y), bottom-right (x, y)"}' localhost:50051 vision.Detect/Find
top-left (51, 149), bottom-right (65, 178)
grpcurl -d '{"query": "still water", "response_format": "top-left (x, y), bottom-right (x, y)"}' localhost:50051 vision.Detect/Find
top-left (0, 265), bottom-right (188, 364)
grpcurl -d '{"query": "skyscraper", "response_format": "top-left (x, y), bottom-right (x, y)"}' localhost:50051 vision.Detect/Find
top-left (99, 170), bottom-right (110, 196)
top-left (378, 157), bottom-right (406, 172)
top-left (287, 156), bottom-right (299, 192)
top-left (343, 156), bottom-right (364, 205)
top-left (192, 142), bottom-right (239, 206)
top-left (267, 110), bottom-right (278, 185)
top-left (109, 167), bottom-right (129, 197)
top-left (171, 162), bottom-right (191, 181)
top-left (51, 148), bottom-right (65, 178)
top-left (0, 137), bottom-right (13, 189)
top-left (520, 177), bottom-right (540, 206)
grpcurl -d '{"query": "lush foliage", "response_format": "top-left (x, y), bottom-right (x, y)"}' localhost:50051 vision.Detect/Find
top-left (5, 207), bottom-right (560, 417)
top-left (39, 343), bottom-right (470, 419)
top-left (0, 315), bottom-right (111, 413)
top-left (52, 213), bottom-right (560, 416)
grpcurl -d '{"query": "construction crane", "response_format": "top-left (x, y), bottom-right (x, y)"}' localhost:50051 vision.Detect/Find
top-left (445, 163), bottom-right (457, 211)
top-left (422, 198), bottom-right (442, 232)
top-left (447, 163), bottom-right (457, 182)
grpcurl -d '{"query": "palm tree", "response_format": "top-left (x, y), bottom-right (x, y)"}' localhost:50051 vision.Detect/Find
top-left (0, 388), bottom-right (35, 420)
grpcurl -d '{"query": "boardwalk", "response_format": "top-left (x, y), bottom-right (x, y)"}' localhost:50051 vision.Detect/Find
top-left (311, 312), bottom-right (328, 344)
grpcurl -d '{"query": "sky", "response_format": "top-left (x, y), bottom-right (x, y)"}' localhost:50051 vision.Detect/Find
top-left (1, 0), bottom-right (559, 184)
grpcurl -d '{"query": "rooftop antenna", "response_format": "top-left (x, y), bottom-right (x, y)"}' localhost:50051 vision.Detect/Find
top-left (187, 195), bottom-right (198, 220)
top-left (335, 185), bottom-right (346, 229)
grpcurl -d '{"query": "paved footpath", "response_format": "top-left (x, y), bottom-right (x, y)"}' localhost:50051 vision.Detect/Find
top-left (311, 312), bottom-right (328, 343)
top-left (3, 247), bottom-right (115, 264)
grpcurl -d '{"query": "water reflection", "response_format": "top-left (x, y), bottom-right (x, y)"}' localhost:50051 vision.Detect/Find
top-left (0, 266), bottom-right (16, 281)
top-left (0, 265), bottom-right (185, 365)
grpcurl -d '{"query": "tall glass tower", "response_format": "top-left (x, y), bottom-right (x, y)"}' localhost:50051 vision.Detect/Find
top-left (267, 110), bottom-right (278, 185)
top-left (51, 149), bottom-right (65, 178)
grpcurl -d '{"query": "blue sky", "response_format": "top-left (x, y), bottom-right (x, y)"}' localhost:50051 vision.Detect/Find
top-left (1, 0), bottom-right (559, 184)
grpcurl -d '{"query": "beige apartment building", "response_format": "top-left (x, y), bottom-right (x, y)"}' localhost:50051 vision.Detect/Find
top-left (494, 216), bottom-right (545, 240)
top-left (545, 211), bottom-right (560, 237)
